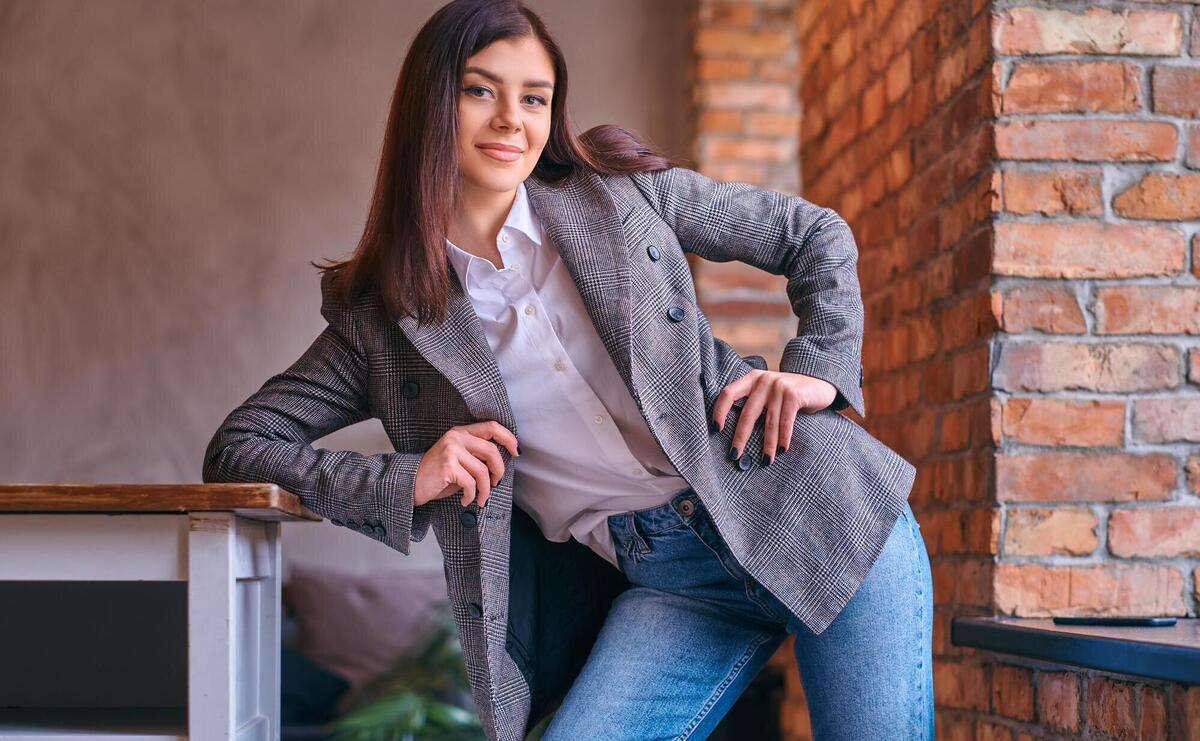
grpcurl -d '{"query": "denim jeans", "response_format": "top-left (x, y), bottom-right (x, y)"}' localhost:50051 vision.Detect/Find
top-left (540, 487), bottom-right (934, 740)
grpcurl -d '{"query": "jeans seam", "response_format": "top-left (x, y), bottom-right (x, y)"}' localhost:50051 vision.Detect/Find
top-left (675, 629), bottom-right (775, 740)
top-left (904, 507), bottom-right (929, 741)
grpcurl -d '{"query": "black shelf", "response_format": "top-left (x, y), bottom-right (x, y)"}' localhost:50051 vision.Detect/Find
top-left (951, 616), bottom-right (1200, 684)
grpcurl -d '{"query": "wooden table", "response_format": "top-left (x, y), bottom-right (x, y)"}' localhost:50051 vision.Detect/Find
top-left (0, 483), bottom-right (320, 740)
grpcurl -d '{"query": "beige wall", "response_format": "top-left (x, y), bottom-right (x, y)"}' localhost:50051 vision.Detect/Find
top-left (1, 0), bottom-right (693, 575)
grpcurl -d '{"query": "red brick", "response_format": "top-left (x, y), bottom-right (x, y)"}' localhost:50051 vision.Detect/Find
top-left (1000, 168), bottom-right (1102, 215)
top-left (994, 341), bottom-right (1181, 392)
top-left (698, 109), bottom-right (745, 134)
top-left (696, 57), bottom-right (755, 81)
top-left (1134, 398), bottom-right (1200, 442)
top-left (995, 120), bottom-right (1177, 161)
top-left (745, 111), bottom-right (800, 136)
top-left (1152, 66), bottom-right (1200, 117)
top-left (1001, 398), bottom-right (1125, 447)
top-left (1141, 686), bottom-right (1168, 741)
top-left (939, 397), bottom-right (991, 452)
top-left (1003, 507), bottom-right (1099, 556)
top-left (933, 660), bottom-right (988, 711)
top-left (698, 2), bottom-right (757, 26)
top-left (885, 48), bottom-right (911, 103)
top-left (994, 7), bottom-right (1183, 55)
top-left (1038, 672), bottom-right (1080, 732)
top-left (1169, 685), bottom-right (1200, 741)
top-left (1108, 506), bottom-right (1200, 558)
top-left (1188, 454), bottom-right (1200, 496)
top-left (922, 507), bottom-right (998, 556)
top-left (695, 29), bottom-right (793, 57)
top-left (699, 81), bottom-right (792, 109)
top-left (977, 722), bottom-right (1014, 741)
top-left (994, 222), bottom-right (1186, 278)
top-left (1002, 61), bottom-right (1140, 114)
top-left (995, 285), bottom-right (1087, 333)
top-left (702, 137), bottom-right (796, 162)
top-left (991, 665), bottom-right (1035, 722)
top-left (1188, 125), bottom-right (1200, 169)
top-left (1087, 677), bottom-right (1138, 740)
top-left (995, 563), bottom-right (1185, 616)
top-left (997, 451), bottom-right (1176, 503)
top-left (1192, 347), bottom-right (1200, 383)
top-left (1113, 173), bottom-right (1200, 220)
top-left (1095, 286), bottom-right (1200, 334)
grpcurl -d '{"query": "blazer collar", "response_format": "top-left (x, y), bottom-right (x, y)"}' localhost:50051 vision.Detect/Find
top-left (393, 168), bottom-right (634, 435)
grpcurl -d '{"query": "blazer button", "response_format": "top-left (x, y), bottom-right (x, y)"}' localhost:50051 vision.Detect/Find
top-left (460, 510), bottom-right (477, 528)
top-left (376, 524), bottom-right (387, 537)
top-left (467, 602), bottom-right (483, 618)
top-left (667, 306), bottom-right (685, 322)
top-left (647, 244), bottom-right (661, 261)
top-left (346, 521), bottom-right (361, 531)
top-left (401, 381), bottom-right (420, 399)
top-left (737, 454), bottom-right (752, 471)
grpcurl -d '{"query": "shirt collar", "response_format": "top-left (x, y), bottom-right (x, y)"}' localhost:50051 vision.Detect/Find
top-left (444, 180), bottom-right (543, 291)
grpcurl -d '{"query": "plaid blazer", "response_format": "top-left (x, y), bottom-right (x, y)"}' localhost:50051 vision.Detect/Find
top-left (202, 165), bottom-right (916, 741)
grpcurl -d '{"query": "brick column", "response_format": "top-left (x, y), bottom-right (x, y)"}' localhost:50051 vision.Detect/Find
top-left (783, 0), bottom-right (1200, 738)
top-left (690, 0), bottom-right (803, 374)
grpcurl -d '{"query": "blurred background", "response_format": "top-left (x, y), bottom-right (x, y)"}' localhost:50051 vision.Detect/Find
top-left (0, 0), bottom-right (691, 575)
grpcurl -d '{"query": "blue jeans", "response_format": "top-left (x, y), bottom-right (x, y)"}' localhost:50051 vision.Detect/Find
top-left (540, 487), bottom-right (934, 740)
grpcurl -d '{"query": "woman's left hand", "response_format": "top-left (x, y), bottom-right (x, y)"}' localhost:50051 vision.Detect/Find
top-left (712, 370), bottom-right (838, 464)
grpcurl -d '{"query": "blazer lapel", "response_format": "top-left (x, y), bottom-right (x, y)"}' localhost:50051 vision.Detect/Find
top-left (525, 170), bottom-right (634, 398)
top-left (393, 169), bottom-right (635, 433)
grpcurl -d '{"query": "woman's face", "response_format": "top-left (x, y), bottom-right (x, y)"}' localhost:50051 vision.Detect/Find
top-left (456, 36), bottom-right (555, 194)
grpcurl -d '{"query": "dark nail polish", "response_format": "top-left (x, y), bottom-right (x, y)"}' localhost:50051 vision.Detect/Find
top-left (708, 419), bottom-right (719, 434)
top-left (726, 445), bottom-right (739, 461)
top-left (777, 445), bottom-right (785, 455)
top-left (761, 453), bottom-right (771, 466)
top-left (517, 444), bottom-right (523, 455)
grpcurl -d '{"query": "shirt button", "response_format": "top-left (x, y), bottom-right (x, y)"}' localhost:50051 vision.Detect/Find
top-left (500, 233), bottom-right (509, 243)
top-left (594, 415), bottom-right (604, 424)
top-left (524, 305), bottom-right (536, 316)
top-left (631, 467), bottom-right (642, 476)
top-left (554, 359), bottom-right (565, 371)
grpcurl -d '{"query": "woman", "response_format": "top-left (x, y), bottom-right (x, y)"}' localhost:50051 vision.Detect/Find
top-left (202, 1), bottom-right (934, 739)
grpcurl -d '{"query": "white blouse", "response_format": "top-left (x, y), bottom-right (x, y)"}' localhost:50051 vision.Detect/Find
top-left (443, 180), bottom-right (689, 569)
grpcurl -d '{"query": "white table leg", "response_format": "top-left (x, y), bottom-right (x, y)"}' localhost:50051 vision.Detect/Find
top-left (188, 513), bottom-right (279, 741)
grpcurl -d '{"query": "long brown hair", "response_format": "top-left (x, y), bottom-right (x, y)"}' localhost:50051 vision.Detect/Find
top-left (313, 0), bottom-right (688, 326)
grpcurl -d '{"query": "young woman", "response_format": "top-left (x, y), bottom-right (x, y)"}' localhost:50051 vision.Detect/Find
top-left (203, 1), bottom-right (935, 739)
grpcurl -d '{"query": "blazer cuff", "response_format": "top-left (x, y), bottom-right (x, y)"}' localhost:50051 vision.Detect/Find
top-left (779, 340), bottom-right (866, 418)
top-left (377, 452), bottom-right (435, 554)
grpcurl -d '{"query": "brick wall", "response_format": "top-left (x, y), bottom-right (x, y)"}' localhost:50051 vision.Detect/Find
top-left (690, 0), bottom-right (804, 378)
top-left (690, 0), bottom-right (1200, 738)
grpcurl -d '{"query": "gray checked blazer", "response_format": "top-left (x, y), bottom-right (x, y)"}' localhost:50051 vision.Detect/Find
top-left (202, 165), bottom-right (917, 741)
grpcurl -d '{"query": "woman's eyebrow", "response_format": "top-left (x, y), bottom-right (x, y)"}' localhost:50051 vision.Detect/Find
top-left (463, 65), bottom-right (554, 91)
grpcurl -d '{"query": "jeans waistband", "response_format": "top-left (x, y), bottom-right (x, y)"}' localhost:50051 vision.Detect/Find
top-left (607, 486), bottom-right (700, 539)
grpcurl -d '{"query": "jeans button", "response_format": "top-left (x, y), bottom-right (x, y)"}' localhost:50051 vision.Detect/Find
top-left (676, 499), bottom-right (695, 517)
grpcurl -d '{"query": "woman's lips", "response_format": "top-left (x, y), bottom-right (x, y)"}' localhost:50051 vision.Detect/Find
top-left (477, 145), bottom-right (521, 163)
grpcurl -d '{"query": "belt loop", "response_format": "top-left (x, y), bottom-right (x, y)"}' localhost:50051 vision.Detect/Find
top-left (626, 513), bottom-right (651, 560)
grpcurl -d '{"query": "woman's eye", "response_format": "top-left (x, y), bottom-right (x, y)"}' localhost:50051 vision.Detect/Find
top-left (462, 86), bottom-right (547, 107)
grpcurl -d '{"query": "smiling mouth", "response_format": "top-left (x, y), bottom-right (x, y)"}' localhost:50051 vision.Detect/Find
top-left (477, 145), bottom-right (522, 162)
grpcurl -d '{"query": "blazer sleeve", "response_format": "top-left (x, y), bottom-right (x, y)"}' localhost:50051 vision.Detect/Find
top-left (628, 166), bottom-right (866, 418)
top-left (201, 272), bottom-right (433, 555)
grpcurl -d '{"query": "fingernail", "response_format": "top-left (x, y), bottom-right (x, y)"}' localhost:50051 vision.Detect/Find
top-left (726, 445), bottom-right (739, 461)
top-left (777, 445), bottom-right (785, 455)
top-left (517, 444), bottom-right (523, 456)
top-left (761, 453), bottom-right (771, 466)
top-left (708, 419), bottom-right (719, 434)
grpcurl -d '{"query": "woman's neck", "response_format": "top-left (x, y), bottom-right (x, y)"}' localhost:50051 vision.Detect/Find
top-left (447, 182), bottom-right (517, 262)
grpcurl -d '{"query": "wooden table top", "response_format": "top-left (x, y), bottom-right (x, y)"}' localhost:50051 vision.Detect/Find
top-left (0, 484), bottom-right (321, 522)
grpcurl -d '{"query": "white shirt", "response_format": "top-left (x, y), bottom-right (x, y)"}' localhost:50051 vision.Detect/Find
top-left (444, 181), bottom-right (689, 569)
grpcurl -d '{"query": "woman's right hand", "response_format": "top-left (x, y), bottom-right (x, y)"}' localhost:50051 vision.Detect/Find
top-left (413, 421), bottom-right (520, 508)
